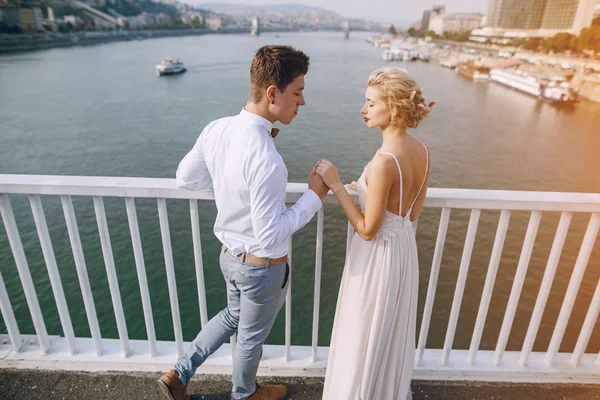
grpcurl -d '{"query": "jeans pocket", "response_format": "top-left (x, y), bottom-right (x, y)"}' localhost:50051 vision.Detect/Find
top-left (237, 263), bottom-right (269, 279)
top-left (281, 262), bottom-right (290, 289)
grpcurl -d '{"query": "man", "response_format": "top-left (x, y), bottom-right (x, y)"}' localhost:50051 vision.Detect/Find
top-left (158, 45), bottom-right (329, 400)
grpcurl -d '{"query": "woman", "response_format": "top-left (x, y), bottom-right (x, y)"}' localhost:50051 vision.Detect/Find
top-left (316, 67), bottom-right (434, 400)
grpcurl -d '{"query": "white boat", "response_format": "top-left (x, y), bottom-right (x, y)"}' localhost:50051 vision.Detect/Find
top-left (456, 62), bottom-right (490, 81)
top-left (440, 59), bottom-right (458, 69)
top-left (342, 20), bottom-right (350, 39)
top-left (251, 16), bottom-right (260, 36)
top-left (418, 52), bottom-right (430, 62)
top-left (382, 48), bottom-right (411, 62)
top-left (542, 80), bottom-right (579, 104)
top-left (156, 58), bottom-right (186, 76)
top-left (490, 68), bottom-right (578, 104)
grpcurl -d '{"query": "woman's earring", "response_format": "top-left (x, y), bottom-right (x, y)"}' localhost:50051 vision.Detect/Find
top-left (271, 100), bottom-right (274, 104)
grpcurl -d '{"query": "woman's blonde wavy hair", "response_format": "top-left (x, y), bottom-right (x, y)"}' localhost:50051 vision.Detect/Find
top-left (368, 67), bottom-right (435, 129)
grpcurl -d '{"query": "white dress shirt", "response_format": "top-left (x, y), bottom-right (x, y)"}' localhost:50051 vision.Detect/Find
top-left (176, 108), bottom-right (323, 258)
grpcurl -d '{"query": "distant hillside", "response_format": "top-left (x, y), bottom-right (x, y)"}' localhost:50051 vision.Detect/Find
top-left (199, 3), bottom-right (340, 17)
top-left (95, 0), bottom-right (181, 19)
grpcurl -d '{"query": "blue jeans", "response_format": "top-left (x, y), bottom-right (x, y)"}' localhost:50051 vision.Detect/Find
top-left (174, 246), bottom-right (290, 400)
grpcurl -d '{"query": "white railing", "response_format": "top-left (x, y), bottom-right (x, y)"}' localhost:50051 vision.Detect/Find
top-left (0, 174), bottom-right (600, 383)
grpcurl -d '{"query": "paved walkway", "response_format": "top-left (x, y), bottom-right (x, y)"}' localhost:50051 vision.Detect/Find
top-left (1, 369), bottom-right (600, 399)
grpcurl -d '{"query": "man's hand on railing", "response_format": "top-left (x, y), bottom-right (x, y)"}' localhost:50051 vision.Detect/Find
top-left (308, 167), bottom-right (329, 199)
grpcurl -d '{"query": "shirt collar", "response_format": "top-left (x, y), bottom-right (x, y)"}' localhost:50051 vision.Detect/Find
top-left (239, 108), bottom-right (274, 135)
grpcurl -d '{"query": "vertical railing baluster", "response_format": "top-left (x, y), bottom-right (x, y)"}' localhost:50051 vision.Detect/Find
top-left (520, 212), bottom-right (572, 366)
top-left (494, 211), bottom-right (542, 366)
top-left (571, 277), bottom-right (600, 367)
top-left (0, 269), bottom-right (22, 353)
top-left (441, 209), bottom-right (481, 366)
top-left (311, 208), bottom-right (324, 362)
top-left (61, 195), bottom-right (103, 355)
top-left (93, 196), bottom-right (130, 357)
top-left (157, 198), bottom-right (184, 358)
top-left (416, 207), bottom-right (451, 366)
top-left (346, 222), bottom-right (354, 259)
top-left (546, 213), bottom-right (600, 366)
top-left (125, 197), bottom-right (157, 357)
top-left (285, 237), bottom-right (293, 362)
top-left (468, 210), bottom-right (511, 365)
top-left (29, 194), bottom-right (77, 355)
top-left (189, 199), bottom-right (208, 328)
top-left (0, 194), bottom-right (49, 354)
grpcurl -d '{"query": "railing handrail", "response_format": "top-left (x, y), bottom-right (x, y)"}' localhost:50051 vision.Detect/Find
top-left (1, 174), bottom-right (599, 212)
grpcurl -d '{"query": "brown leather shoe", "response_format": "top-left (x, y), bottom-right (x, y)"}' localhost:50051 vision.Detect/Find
top-left (233, 383), bottom-right (287, 400)
top-left (157, 369), bottom-right (190, 400)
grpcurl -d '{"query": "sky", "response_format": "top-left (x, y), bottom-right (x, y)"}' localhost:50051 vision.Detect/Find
top-left (192, 0), bottom-right (488, 25)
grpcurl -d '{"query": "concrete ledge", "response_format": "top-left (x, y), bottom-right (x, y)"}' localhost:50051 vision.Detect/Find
top-left (2, 369), bottom-right (600, 399)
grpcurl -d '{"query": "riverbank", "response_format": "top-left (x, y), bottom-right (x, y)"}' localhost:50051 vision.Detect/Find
top-left (0, 27), bottom-right (295, 54)
top-left (368, 35), bottom-right (600, 103)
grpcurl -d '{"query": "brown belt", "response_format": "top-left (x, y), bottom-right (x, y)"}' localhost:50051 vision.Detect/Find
top-left (226, 248), bottom-right (288, 267)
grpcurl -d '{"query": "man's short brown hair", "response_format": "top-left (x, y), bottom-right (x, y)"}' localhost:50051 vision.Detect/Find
top-left (250, 45), bottom-right (310, 102)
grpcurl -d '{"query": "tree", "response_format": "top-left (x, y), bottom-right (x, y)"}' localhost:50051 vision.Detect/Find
top-left (407, 27), bottom-right (416, 37)
top-left (191, 16), bottom-right (204, 28)
top-left (443, 30), bottom-right (471, 42)
top-left (578, 26), bottom-right (600, 52)
top-left (57, 22), bottom-right (70, 33)
top-left (51, 4), bottom-right (85, 20)
top-left (569, 35), bottom-right (579, 53)
top-left (522, 38), bottom-right (541, 51)
top-left (543, 32), bottom-right (577, 53)
top-left (0, 21), bottom-right (11, 33)
top-left (388, 24), bottom-right (397, 36)
top-left (75, 21), bottom-right (87, 31)
top-left (41, 0), bottom-right (52, 18)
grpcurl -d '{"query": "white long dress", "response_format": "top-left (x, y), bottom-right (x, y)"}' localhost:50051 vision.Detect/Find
top-left (322, 145), bottom-right (429, 400)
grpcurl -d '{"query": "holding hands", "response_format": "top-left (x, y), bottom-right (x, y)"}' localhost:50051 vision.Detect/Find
top-left (314, 160), bottom-right (348, 193)
top-left (309, 160), bottom-right (356, 198)
top-left (308, 166), bottom-right (329, 199)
